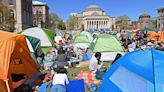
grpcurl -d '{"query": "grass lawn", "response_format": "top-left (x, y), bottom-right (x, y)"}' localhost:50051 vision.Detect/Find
top-left (67, 62), bottom-right (112, 92)
top-left (46, 62), bottom-right (112, 92)
top-left (3, 62), bottom-right (112, 92)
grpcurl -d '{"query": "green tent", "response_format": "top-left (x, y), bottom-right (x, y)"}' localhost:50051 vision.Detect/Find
top-left (140, 27), bottom-right (154, 33)
top-left (26, 35), bottom-right (41, 52)
top-left (22, 27), bottom-right (56, 54)
top-left (80, 31), bottom-right (93, 43)
top-left (42, 28), bottom-right (55, 54)
top-left (25, 35), bottom-right (42, 64)
top-left (74, 35), bottom-right (90, 43)
top-left (90, 34), bottom-right (123, 52)
top-left (43, 28), bottom-right (56, 43)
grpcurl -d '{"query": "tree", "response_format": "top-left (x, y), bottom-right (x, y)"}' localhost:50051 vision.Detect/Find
top-left (49, 12), bottom-right (61, 30)
top-left (151, 19), bottom-right (157, 28)
top-left (67, 15), bottom-right (79, 31)
top-left (116, 15), bottom-right (131, 30)
top-left (0, 5), bottom-right (15, 32)
top-left (57, 20), bottom-right (66, 30)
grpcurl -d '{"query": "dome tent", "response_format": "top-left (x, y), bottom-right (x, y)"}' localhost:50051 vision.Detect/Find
top-left (88, 34), bottom-right (124, 61)
top-left (80, 31), bottom-right (93, 43)
top-left (22, 27), bottom-right (56, 54)
top-left (0, 31), bottom-right (38, 92)
top-left (74, 35), bottom-right (90, 43)
top-left (25, 35), bottom-right (41, 53)
top-left (99, 49), bottom-right (164, 92)
top-left (22, 27), bottom-right (54, 47)
top-left (73, 35), bottom-right (90, 50)
top-left (90, 34), bottom-right (123, 52)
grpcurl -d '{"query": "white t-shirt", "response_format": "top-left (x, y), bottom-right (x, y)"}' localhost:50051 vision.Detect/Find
top-left (52, 73), bottom-right (69, 86)
top-left (89, 56), bottom-right (101, 71)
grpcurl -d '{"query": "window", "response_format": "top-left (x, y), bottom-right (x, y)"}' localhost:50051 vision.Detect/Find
top-left (8, 0), bottom-right (13, 5)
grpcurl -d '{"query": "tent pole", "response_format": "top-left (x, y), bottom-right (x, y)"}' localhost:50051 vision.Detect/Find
top-left (151, 49), bottom-right (156, 92)
top-left (4, 79), bottom-right (10, 92)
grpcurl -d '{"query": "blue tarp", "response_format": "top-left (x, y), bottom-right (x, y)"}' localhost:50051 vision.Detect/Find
top-left (38, 82), bottom-right (49, 92)
top-left (99, 49), bottom-right (164, 92)
top-left (67, 79), bottom-right (85, 92)
top-left (40, 79), bottom-right (85, 92)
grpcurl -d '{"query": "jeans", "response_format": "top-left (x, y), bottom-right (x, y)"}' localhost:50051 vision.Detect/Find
top-left (50, 84), bottom-right (66, 92)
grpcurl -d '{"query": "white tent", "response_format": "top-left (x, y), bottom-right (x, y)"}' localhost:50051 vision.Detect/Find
top-left (22, 27), bottom-right (52, 47)
top-left (54, 36), bottom-right (64, 44)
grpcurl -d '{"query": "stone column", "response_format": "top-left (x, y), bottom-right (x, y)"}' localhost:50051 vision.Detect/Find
top-left (93, 21), bottom-right (95, 29)
top-left (87, 21), bottom-right (89, 29)
top-left (103, 20), bottom-right (105, 29)
top-left (94, 21), bottom-right (95, 29)
top-left (105, 21), bottom-right (107, 29)
top-left (107, 21), bottom-right (109, 29)
top-left (89, 21), bottom-right (91, 29)
top-left (101, 21), bottom-right (103, 29)
top-left (91, 21), bottom-right (93, 29)
top-left (15, 0), bottom-right (22, 32)
top-left (98, 21), bottom-right (100, 29)
top-left (99, 20), bottom-right (101, 29)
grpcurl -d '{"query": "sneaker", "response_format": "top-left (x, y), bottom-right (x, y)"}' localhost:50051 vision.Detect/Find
top-left (64, 66), bottom-right (69, 69)
top-left (76, 65), bottom-right (80, 68)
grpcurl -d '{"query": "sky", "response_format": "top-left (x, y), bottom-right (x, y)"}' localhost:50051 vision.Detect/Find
top-left (38, 0), bottom-right (164, 21)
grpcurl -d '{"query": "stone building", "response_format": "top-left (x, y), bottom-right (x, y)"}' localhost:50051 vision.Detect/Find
top-left (115, 15), bottom-right (132, 30)
top-left (157, 8), bottom-right (164, 31)
top-left (132, 12), bottom-right (153, 30)
top-left (0, 0), bottom-right (33, 32)
top-left (71, 5), bottom-right (115, 31)
top-left (15, 0), bottom-right (33, 32)
top-left (32, 1), bottom-right (49, 28)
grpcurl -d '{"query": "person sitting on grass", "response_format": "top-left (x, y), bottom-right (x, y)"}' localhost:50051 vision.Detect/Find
top-left (89, 52), bottom-right (103, 73)
top-left (56, 48), bottom-right (68, 67)
top-left (51, 66), bottom-right (69, 92)
top-left (111, 53), bottom-right (122, 65)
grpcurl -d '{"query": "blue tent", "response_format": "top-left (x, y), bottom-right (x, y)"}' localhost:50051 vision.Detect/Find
top-left (99, 49), bottom-right (164, 92)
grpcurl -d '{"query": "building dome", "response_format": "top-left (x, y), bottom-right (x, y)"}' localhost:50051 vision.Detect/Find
top-left (87, 5), bottom-right (100, 9)
top-left (84, 5), bottom-right (104, 12)
top-left (139, 12), bottom-right (150, 18)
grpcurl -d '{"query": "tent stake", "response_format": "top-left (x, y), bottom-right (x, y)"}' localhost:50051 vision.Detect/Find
top-left (4, 79), bottom-right (10, 92)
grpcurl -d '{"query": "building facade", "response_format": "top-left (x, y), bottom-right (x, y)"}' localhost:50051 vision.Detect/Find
top-left (72, 5), bottom-right (115, 31)
top-left (0, 0), bottom-right (33, 32)
top-left (15, 0), bottom-right (33, 32)
top-left (32, 1), bottom-right (49, 28)
top-left (157, 8), bottom-right (164, 31)
top-left (132, 12), bottom-right (153, 30)
top-left (115, 15), bottom-right (132, 30)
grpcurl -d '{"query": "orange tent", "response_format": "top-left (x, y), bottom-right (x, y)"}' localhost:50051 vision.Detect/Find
top-left (147, 31), bottom-right (158, 41)
top-left (0, 31), bottom-right (38, 92)
top-left (158, 31), bottom-right (164, 42)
